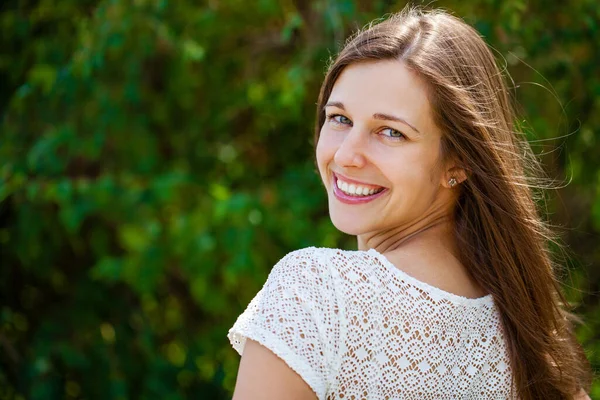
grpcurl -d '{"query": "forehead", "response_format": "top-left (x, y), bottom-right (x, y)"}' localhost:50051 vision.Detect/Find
top-left (328, 60), bottom-right (438, 135)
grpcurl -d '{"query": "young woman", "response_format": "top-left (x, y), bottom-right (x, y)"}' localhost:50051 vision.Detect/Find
top-left (228, 7), bottom-right (592, 400)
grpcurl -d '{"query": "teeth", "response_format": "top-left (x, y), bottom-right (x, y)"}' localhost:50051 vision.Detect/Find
top-left (336, 177), bottom-right (383, 197)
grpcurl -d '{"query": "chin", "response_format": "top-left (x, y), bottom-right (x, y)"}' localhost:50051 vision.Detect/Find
top-left (328, 209), bottom-right (371, 236)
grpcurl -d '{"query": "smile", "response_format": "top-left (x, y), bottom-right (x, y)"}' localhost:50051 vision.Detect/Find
top-left (333, 173), bottom-right (388, 204)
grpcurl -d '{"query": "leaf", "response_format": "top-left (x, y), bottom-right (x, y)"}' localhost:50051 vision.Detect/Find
top-left (91, 257), bottom-right (123, 282)
top-left (182, 39), bottom-right (205, 61)
top-left (28, 64), bottom-right (57, 93)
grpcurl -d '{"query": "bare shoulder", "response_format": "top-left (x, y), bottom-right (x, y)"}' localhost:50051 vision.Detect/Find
top-left (232, 339), bottom-right (318, 400)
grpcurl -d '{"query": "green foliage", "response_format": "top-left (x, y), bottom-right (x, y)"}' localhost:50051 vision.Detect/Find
top-left (1, 0), bottom-right (598, 398)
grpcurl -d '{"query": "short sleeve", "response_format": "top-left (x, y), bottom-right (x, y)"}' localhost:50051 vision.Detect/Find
top-left (228, 247), bottom-right (341, 400)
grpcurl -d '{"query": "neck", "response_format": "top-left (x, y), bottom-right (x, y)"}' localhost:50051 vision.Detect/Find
top-left (357, 212), bottom-right (456, 255)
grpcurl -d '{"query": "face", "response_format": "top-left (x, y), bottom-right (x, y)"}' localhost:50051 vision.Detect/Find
top-left (316, 60), bottom-right (455, 236)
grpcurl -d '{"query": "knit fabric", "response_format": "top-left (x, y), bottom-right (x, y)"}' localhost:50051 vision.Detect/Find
top-left (228, 247), bottom-right (514, 399)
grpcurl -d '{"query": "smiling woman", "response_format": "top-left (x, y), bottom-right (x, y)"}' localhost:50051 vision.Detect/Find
top-left (228, 6), bottom-right (592, 400)
top-left (317, 61), bottom-right (454, 238)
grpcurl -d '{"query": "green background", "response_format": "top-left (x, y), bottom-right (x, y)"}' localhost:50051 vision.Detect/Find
top-left (1, 0), bottom-right (599, 398)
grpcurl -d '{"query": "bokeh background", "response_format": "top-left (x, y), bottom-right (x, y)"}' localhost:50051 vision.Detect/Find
top-left (1, 0), bottom-right (599, 398)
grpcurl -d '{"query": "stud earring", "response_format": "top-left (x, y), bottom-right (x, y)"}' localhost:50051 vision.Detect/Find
top-left (448, 177), bottom-right (457, 187)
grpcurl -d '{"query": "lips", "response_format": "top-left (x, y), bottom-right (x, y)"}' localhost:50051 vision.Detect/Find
top-left (332, 173), bottom-right (388, 204)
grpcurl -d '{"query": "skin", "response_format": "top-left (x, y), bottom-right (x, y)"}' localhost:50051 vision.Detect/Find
top-left (317, 60), bottom-right (482, 299)
top-left (232, 339), bottom-right (317, 400)
top-left (233, 59), bottom-right (549, 399)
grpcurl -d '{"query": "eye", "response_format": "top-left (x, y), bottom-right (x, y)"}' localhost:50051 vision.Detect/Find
top-left (327, 114), bottom-right (352, 126)
top-left (380, 127), bottom-right (406, 141)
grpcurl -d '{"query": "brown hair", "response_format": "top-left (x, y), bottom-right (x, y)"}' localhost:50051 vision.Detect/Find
top-left (314, 7), bottom-right (591, 399)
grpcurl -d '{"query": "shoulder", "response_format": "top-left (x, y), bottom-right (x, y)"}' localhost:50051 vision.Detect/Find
top-left (275, 246), bottom-right (338, 268)
top-left (271, 246), bottom-right (343, 280)
top-left (276, 246), bottom-right (374, 270)
top-left (272, 248), bottom-right (394, 312)
top-left (272, 247), bottom-right (371, 286)
top-left (266, 247), bottom-right (341, 299)
top-left (229, 247), bottom-right (348, 399)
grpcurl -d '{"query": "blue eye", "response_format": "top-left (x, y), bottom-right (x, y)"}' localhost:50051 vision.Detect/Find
top-left (380, 128), bottom-right (406, 140)
top-left (327, 114), bottom-right (352, 126)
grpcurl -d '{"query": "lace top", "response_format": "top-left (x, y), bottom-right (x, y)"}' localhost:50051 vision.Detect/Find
top-left (228, 247), bottom-right (514, 399)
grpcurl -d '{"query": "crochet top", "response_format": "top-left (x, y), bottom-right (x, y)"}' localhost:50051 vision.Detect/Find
top-left (228, 247), bottom-right (514, 399)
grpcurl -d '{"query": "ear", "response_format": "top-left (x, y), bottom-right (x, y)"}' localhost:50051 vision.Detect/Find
top-left (441, 165), bottom-right (468, 189)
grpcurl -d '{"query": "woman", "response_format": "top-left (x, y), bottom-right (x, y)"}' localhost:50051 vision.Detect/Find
top-left (228, 7), bottom-right (592, 400)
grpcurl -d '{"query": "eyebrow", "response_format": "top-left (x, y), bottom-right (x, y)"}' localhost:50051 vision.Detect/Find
top-left (324, 101), bottom-right (421, 135)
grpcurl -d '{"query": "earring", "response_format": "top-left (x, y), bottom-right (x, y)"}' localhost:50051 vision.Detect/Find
top-left (448, 177), bottom-right (457, 187)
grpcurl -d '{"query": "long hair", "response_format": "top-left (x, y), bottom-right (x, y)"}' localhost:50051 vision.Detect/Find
top-left (314, 7), bottom-right (591, 399)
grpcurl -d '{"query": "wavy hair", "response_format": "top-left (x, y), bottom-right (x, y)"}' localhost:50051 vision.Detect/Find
top-left (314, 7), bottom-right (591, 399)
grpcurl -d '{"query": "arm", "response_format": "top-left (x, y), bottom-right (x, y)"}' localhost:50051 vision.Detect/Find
top-left (232, 339), bottom-right (318, 400)
top-left (228, 248), bottom-right (339, 400)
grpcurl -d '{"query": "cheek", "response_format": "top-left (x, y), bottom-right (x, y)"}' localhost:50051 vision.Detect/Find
top-left (427, 145), bottom-right (445, 185)
top-left (387, 148), bottom-right (438, 190)
top-left (315, 129), bottom-right (337, 176)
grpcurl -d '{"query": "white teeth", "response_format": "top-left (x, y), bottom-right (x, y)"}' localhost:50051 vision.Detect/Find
top-left (336, 177), bottom-right (383, 197)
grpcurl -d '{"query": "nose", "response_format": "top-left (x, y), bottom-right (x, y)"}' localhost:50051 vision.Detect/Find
top-left (333, 127), bottom-right (367, 169)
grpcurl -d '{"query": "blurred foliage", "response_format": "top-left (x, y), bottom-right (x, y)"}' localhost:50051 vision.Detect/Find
top-left (0, 0), bottom-right (599, 398)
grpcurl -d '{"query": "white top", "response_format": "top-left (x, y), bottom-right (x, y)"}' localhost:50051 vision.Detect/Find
top-left (228, 247), bottom-right (515, 399)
